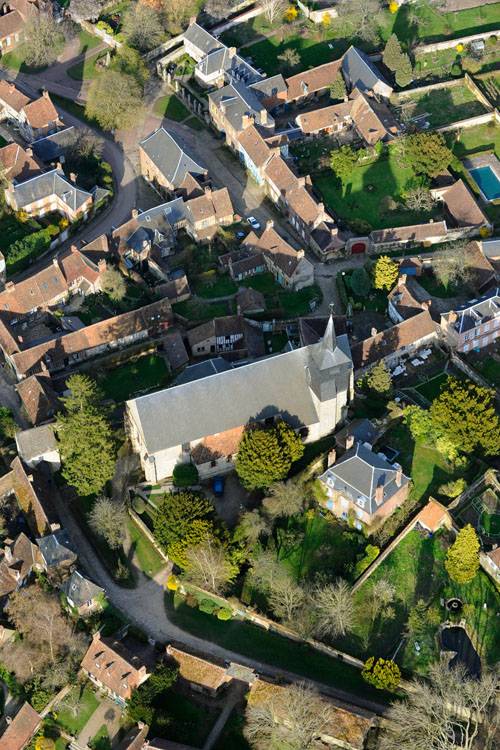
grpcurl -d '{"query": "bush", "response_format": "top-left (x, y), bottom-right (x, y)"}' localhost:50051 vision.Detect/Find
top-left (451, 62), bottom-right (462, 76)
top-left (362, 656), bottom-right (401, 691)
top-left (172, 462), bottom-right (199, 487)
top-left (185, 593), bottom-right (199, 608)
top-left (354, 544), bottom-right (380, 577)
top-left (336, 273), bottom-right (349, 309)
top-left (132, 496), bottom-right (146, 514)
top-left (5, 226), bottom-right (60, 273)
top-left (487, 35), bottom-right (497, 46)
top-left (349, 218), bottom-right (372, 235)
top-left (199, 598), bottom-right (218, 615)
top-left (217, 608), bottom-right (232, 620)
top-left (96, 20), bottom-right (114, 34)
top-left (166, 574), bottom-right (179, 591)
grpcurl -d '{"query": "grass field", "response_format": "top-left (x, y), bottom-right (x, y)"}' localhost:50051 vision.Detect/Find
top-left (100, 354), bottom-right (170, 402)
top-left (314, 149), bottom-right (441, 231)
top-left (127, 516), bottom-right (166, 577)
top-left (414, 372), bottom-right (449, 402)
top-left (50, 94), bottom-right (102, 129)
top-left (401, 84), bottom-right (487, 128)
top-left (173, 298), bottom-right (231, 321)
top-left (468, 356), bottom-right (500, 387)
top-left (67, 51), bottom-right (106, 81)
top-left (153, 95), bottom-right (190, 121)
top-left (90, 725), bottom-right (111, 750)
top-left (55, 687), bottom-right (100, 734)
top-left (416, 270), bottom-right (470, 298)
top-left (194, 273), bottom-right (238, 299)
top-left (481, 511), bottom-right (500, 536)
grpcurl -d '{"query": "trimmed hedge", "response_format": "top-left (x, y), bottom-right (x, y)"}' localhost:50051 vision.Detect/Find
top-left (172, 462), bottom-right (199, 487)
top-left (336, 272), bottom-right (349, 310)
top-left (5, 225), bottom-right (59, 274)
top-left (199, 598), bottom-right (218, 615)
top-left (217, 607), bottom-right (232, 621)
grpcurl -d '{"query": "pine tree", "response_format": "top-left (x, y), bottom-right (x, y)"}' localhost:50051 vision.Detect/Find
top-left (56, 374), bottom-right (116, 496)
top-left (396, 52), bottom-right (413, 87)
top-left (330, 72), bottom-right (347, 101)
top-left (275, 419), bottom-right (304, 463)
top-left (349, 267), bottom-right (371, 297)
top-left (153, 491), bottom-right (215, 550)
top-left (445, 524), bottom-right (480, 584)
top-left (373, 255), bottom-right (399, 290)
top-left (383, 33), bottom-right (403, 71)
top-left (366, 361), bottom-right (392, 396)
top-left (236, 423), bottom-right (302, 490)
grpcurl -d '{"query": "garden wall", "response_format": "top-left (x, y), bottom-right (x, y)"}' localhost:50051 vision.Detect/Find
top-left (81, 20), bottom-right (122, 49)
top-left (128, 507), bottom-right (170, 564)
top-left (416, 28), bottom-right (500, 54)
top-left (296, 0), bottom-right (338, 22)
top-left (437, 111), bottom-right (499, 133)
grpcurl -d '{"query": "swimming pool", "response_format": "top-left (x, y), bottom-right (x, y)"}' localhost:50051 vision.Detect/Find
top-left (469, 165), bottom-right (500, 201)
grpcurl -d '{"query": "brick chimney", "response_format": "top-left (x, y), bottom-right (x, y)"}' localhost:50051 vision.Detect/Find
top-left (345, 434), bottom-right (355, 450)
top-left (448, 311), bottom-right (458, 323)
top-left (260, 108), bottom-right (267, 125)
top-left (70, 244), bottom-right (78, 254)
top-left (328, 448), bottom-right (336, 467)
top-left (42, 89), bottom-right (50, 99)
top-left (374, 483), bottom-right (384, 506)
top-left (97, 258), bottom-right (107, 273)
top-left (394, 463), bottom-right (402, 487)
top-left (204, 185), bottom-right (212, 196)
top-left (398, 273), bottom-right (407, 287)
top-left (69, 172), bottom-right (77, 184)
top-left (241, 113), bottom-right (254, 129)
top-left (131, 208), bottom-right (139, 219)
top-left (52, 257), bottom-right (58, 267)
top-left (5, 281), bottom-right (15, 292)
top-left (25, 147), bottom-right (33, 157)
top-left (266, 219), bottom-right (274, 231)
top-left (228, 47), bottom-right (236, 58)
top-left (371, 327), bottom-right (378, 337)
top-left (297, 176), bottom-right (306, 187)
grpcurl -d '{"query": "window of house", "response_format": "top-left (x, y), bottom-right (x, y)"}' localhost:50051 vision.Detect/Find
top-left (356, 497), bottom-right (366, 508)
top-left (327, 477), bottom-right (335, 489)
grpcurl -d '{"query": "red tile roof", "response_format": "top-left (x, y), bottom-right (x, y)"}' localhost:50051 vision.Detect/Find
top-left (0, 9), bottom-right (24, 39)
top-left (0, 703), bottom-right (41, 750)
top-left (237, 125), bottom-right (272, 168)
top-left (296, 101), bottom-right (353, 134)
top-left (0, 143), bottom-right (42, 181)
top-left (23, 92), bottom-right (60, 129)
top-left (351, 310), bottom-right (437, 370)
top-left (0, 80), bottom-right (30, 112)
top-left (286, 58), bottom-right (343, 101)
top-left (81, 633), bottom-right (149, 700)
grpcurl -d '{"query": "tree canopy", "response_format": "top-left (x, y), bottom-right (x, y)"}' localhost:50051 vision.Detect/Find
top-left (330, 146), bottom-right (357, 190)
top-left (330, 72), bottom-right (347, 101)
top-left (403, 132), bottom-right (453, 177)
top-left (362, 656), bottom-right (401, 691)
top-left (235, 420), bottom-right (304, 490)
top-left (153, 490), bottom-right (219, 567)
top-left (365, 361), bottom-right (392, 396)
top-left (445, 524), bottom-right (480, 584)
top-left (24, 14), bottom-right (65, 68)
top-left (373, 255), bottom-right (399, 290)
top-left (56, 374), bottom-right (116, 496)
top-left (86, 71), bottom-right (144, 131)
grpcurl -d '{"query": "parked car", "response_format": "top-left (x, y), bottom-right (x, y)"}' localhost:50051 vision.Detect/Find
top-left (212, 476), bottom-right (225, 497)
top-left (247, 216), bottom-right (261, 230)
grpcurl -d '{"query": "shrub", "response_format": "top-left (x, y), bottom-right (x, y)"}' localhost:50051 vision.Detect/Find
top-left (172, 462), bottom-right (199, 487)
top-left (349, 218), bottom-right (372, 235)
top-left (362, 656), bottom-right (401, 691)
top-left (166, 574), bottom-right (179, 591)
top-left (132, 496), bottom-right (146, 514)
top-left (284, 5), bottom-right (298, 21)
top-left (185, 593), bottom-right (199, 607)
top-left (199, 598), bottom-right (218, 615)
top-left (354, 544), bottom-right (380, 577)
top-left (455, 43), bottom-right (464, 53)
top-left (451, 62), bottom-right (462, 76)
top-left (217, 608), bottom-right (232, 620)
top-left (5, 226), bottom-right (59, 273)
top-left (96, 20), bottom-right (114, 34)
top-left (336, 272), bottom-right (349, 309)
top-left (487, 35), bottom-right (497, 46)
top-left (389, 0), bottom-right (398, 11)
top-left (479, 225), bottom-right (492, 238)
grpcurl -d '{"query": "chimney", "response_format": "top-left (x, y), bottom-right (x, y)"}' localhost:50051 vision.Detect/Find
top-left (189, 15), bottom-right (197, 24)
top-left (70, 244), bottom-right (78, 254)
top-left (345, 434), bottom-right (355, 450)
top-left (328, 448), bottom-right (336, 467)
top-left (27, 474), bottom-right (33, 483)
top-left (394, 464), bottom-right (402, 487)
top-left (97, 258), bottom-right (107, 273)
top-left (260, 108), bottom-right (267, 125)
top-left (398, 273), bottom-right (407, 287)
top-left (56, 161), bottom-right (63, 171)
top-left (4, 543), bottom-right (13, 563)
top-left (228, 47), bottom-right (236, 58)
top-left (422, 299), bottom-right (432, 311)
top-left (52, 257), bottom-right (58, 267)
top-left (266, 219), bottom-right (274, 231)
top-left (318, 201), bottom-right (325, 217)
top-left (131, 208), bottom-right (139, 219)
top-left (297, 176), bottom-right (306, 187)
top-left (204, 185), bottom-right (212, 196)
top-left (370, 327), bottom-right (378, 336)
top-left (448, 311), bottom-right (458, 323)
top-left (241, 113), bottom-right (253, 129)
top-left (42, 89), bottom-right (50, 99)
top-left (5, 281), bottom-right (15, 292)
top-left (69, 172), bottom-right (77, 184)
top-left (375, 483), bottom-right (384, 506)
top-left (25, 147), bottom-right (33, 157)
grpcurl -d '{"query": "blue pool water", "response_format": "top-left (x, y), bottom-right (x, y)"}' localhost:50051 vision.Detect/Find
top-left (469, 165), bottom-right (500, 201)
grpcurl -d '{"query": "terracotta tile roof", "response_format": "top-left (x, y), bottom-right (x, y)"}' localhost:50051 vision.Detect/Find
top-left (10, 297), bottom-right (173, 377)
top-left (193, 424), bottom-right (245, 464)
top-left (0, 316), bottom-right (20, 356)
top-left (0, 9), bottom-right (24, 38)
top-left (286, 184), bottom-right (323, 226)
top-left (0, 265), bottom-right (68, 316)
top-left (416, 499), bottom-right (450, 532)
top-left (286, 58), bottom-right (342, 101)
top-left (296, 101), bottom-right (353, 134)
top-left (350, 89), bottom-right (399, 145)
top-left (243, 225), bottom-right (303, 278)
top-left (176, 172), bottom-right (204, 200)
top-left (163, 330), bottom-right (189, 370)
top-left (166, 646), bottom-right (230, 691)
top-left (186, 188), bottom-right (233, 224)
top-left (81, 632), bottom-right (149, 700)
top-left (0, 532), bottom-right (40, 596)
top-left (351, 310), bottom-right (437, 370)
top-left (370, 221), bottom-right (447, 244)
top-left (0, 702), bottom-right (41, 750)
top-left (388, 279), bottom-right (428, 320)
top-left (0, 143), bottom-right (43, 181)
top-left (237, 125), bottom-right (272, 168)
top-left (439, 179), bottom-right (489, 228)
top-left (263, 153), bottom-right (297, 193)
top-left (0, 80), bottom-right (31, 113)
top-left (236, 286), bottom-right (265, 313)
top-left (8, 457), bottom-right (58, 535)
top-left (248, 679), bottom-right (372, 749)
top-left (58, 246), bottom-right (102, 287)
top-left (211, 187), bottom-right (233, 220)
top-left (487, 546), bottom-right (500, 568)
top-left (23, 92), bottom-right (60, 129)
top-left (187, 314), bottom-right (244, 348)
top-left (15, 373), bottom-right (60, 426)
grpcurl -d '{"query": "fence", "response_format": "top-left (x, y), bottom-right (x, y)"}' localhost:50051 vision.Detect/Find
top-left (80, 19), bottom-right (122, 49)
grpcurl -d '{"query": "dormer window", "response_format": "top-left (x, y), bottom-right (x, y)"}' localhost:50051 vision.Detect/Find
top-left (356, 497), bottom-right (366, 509)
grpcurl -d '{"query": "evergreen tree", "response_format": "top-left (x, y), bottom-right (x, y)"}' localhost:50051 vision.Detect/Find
top-left (330, 145), bottom-right (357, 191)
top-left (406, 598), bottom-right (428, 638)
top-left (236, 422), bottom-right (303, 490)
top-left (153, 491), bottom-right (214, 550)
top-left (383, 33), bottom-right (403, 71)
top-left (373, 255), bottom-right (399, 290)
top-left (430, 377), bottom-right (500, 456)
top-left (403, 132), bottom-right (453, 177)
top-left (395, 53), bottom-right (413, 87)
top-left (362, 656), bottom-right (401, 691)
top-left (366, 361), bottom-right (392, 396)
top-left (56, 374), bottom-right (116, 496)
top-left (349, 267), bottom-right (371, 297)
top-left (330, 72), bottom-right (347, 101)
top-left (445, 524), bottom-right (480, 584)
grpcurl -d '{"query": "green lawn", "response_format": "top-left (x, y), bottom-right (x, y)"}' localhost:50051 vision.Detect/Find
top-left (100, 354), bottom-right (170, 402)
top-left (153, 95), bottom-right (190, 121)
top-left (414, 372), bottom-right (449, 403)
top-left (55, 687), bottom-right (100, 735)
top-left (67, 52), bottom-right (106, 81)
top-left (127, 516), bottom-right (166, 578)
top-left (194, 273), bottom-right (238, 299)
top-left (162, 690), bottom-right (219, 747)
top-left (89, 725), bottom-right (111, 750)
top-left (0, 44), bottom-right (48, 73)
top-left (416, 270), bottom-right (470, 298)
top-left (469, 356), bottom-right (500, 387)
top-left (78, 28), bottom-right (103, 53)
top-left (264, 332), bottom-right (289, 354)
top-left (165, 591), bottom-right (392, 703)
top-left (173, 298), bottom-right (231, 322)
top-left (241, 272), bottom-right (281, 295)
top-left (401, 84), bottom-right (487, 128)
top-left (314, 148), bottom-right (441, 232)
top-left (481, 511), bottom-right (500, 536)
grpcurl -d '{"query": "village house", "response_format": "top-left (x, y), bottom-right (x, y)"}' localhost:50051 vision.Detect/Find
top-left (440, 287), bottom-right (500, 353)
top-left (126, 315), bottom-right (353, 482)
top-left (31, 125), bottom-right (76, 165)
top-left (209, 82), bottom-right (275, 151)
top-left (15, 373), bottom-right (60, 426)
top-left (285, 58), bottom-right (343, 104)
top-left (81, 631), bottom-right (151, 705)
top-left (351, 310), bottom-right (438, 376)
top-left (319, 442), bottom-right (410, 529)
top-left (36, 528), bottom-right (76, 573)
top-left (15, 423), bottom-right (60, 470)
top-left (2, 297), bottom-right (173, 380)
top-left (139, 127), bottom-right (208, 196)
top-left (0, 0), bottom-right (49, 54)
top-left (5, 167), bottom-right (93, 221)
top-left (413, 498), bottom-right (453, 535)
top-left (368, 221), bottom-right (448, 253)
top-left (431, 178), bottom-right (492, 233)
top-left (341, 46), bottom-right (393, 99)
top-left (236, 286), bottom-right (266, 315)
top-left (61, 569), bottom-right (104, 615)
top-left (0, 702), bottom-right (42, 750)
top-left (0, 456), bottom-right (60, 536)
top-left (241, 221), bottom-right (314, 289)
top-left (0, 83), bottom-right (63, 142)
top-left (0, 532), bottom-right (42, 606)
top-left (0, 142), bottom-right (43, 182)
top-left (387, 275), bottom-right (432, 324)
top-left (166, 645), bottom-right (232, 697)
top-left (186, 315), bottom-right (265, 360)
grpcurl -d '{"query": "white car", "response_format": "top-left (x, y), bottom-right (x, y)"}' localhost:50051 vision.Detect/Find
top-left (247, 216), bottom-right (261, 230)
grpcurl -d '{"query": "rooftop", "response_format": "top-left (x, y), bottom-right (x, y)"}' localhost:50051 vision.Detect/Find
top-left (139, 127), bottom-right (207, 189)
top-left (0, 702), bottom-right (41, 750)
top-left (15, 423), bottom-right (58, 462)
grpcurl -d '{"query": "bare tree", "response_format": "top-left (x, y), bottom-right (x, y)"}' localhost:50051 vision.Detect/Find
top-left (205, 0), bottom-right (237, 19)
top-left (277, 48), bottom-right (301, 72)
top-left (261, 0), bottom-right (285, 25)
top-left (183, 537), bottom-right (236, 594)
top-left (100, 268), bottom-right (127, 301)
top-left (88, 496), bottom-right (127, 549)
top-left (249, 549), bottom-right (287, 592)
top-left (236, 509), bottom-right (268, 546)
top-left (263, 479), bottom-right (305, 519)
top-left (367, 578), bottom-right (396, 625)
top-left (337, 0), bottom-right (382, 43)
top-left (313, 579), bottom-right (356, 638)
top-left (268, 576), bottom-right (305, 623)
top-left (433, 240), bottom-right (472, 290)
top-left (244, 681), bottom-right (329, 749)
top-left (404, 185), bottom-right (435, 212)
top-left (380, 662), bottom-right (499, 750)
top-left (123, 4), bottom-right (164, 51)
top-left (23, 14), bottom-right (65, 68)
top-left (67, 127), bottom-right (104, 161)
top-left (161, 0), bottom-right (197, 34)
top-left (69, 0), bottom-right (104, 21)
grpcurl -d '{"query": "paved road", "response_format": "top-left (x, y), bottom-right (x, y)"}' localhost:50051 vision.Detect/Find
top-left (48, 481), bottom-right (387, 718)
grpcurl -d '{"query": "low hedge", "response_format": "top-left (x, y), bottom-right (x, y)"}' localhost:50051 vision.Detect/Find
top-left (173, 462), bottom-right (199, 487)
top-left (6, 225), bottom-right (59, 274)
top-left (199, 598), bottom-right (218, 615)
top-left (336, 272), bottom-right (349, 310)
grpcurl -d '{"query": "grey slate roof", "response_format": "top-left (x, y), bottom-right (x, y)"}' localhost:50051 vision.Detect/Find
top-left (36, 529), bottom-right (77, 568)
top-left (128, 318), bottom-right (352, 454)
top-left (320, 442), bottom-right (409, 515)
top-left (137, 198), bottom-right (188, 230)
top-left (209, 82), bottom-right (275, 132)
top-left (139, 127), bottom-right (207, 188)
top-left (342, 46), bottom-right (390, 93)
top-left (15, 424), bottom-right (58, 462)
top-left (32, 126), bottom-right (75, 163)
top-left (184, 22), bottom-right (222, 57)
top-left (174, 356), bottom-right (232, 385)
top-left (454, 287), bottom-right (500, 333)
top-left (250, 74), bottom-right (287, 99)
top-left (197, 47), bottom-right (262, 85)
top-left (12, 169), bottom-right (92, 212)
top-left (62, 569), bottom-right (103, 607)
top-left (335, 418), bottom-right (378, 450)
